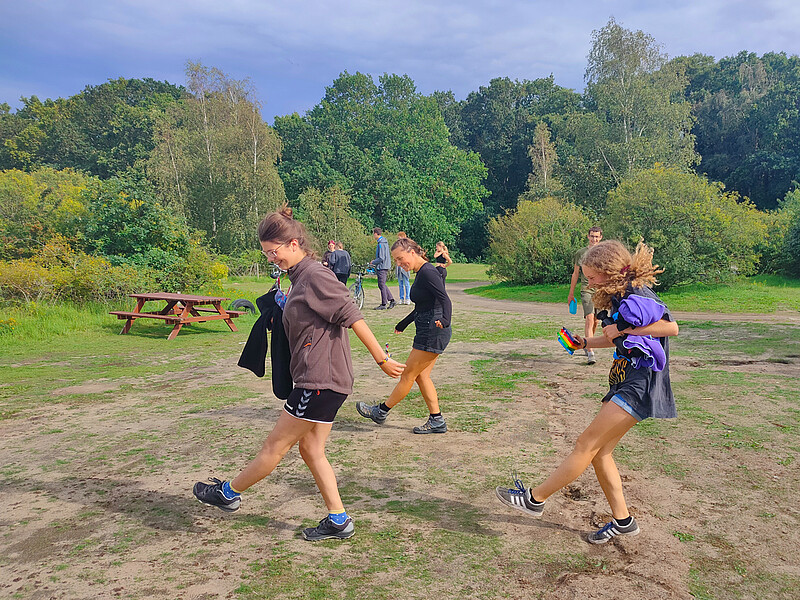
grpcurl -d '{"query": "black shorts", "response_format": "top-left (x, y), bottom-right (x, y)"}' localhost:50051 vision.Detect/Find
top-left (412, 309), bottom-right (451, 354)
top-left (283, 388), bottom-right (348, 423)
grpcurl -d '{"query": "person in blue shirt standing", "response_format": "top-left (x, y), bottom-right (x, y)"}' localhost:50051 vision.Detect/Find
top-left (371, 227), bottom-right (396, 310)
top-left (395, 231), bottom-right (411, 304)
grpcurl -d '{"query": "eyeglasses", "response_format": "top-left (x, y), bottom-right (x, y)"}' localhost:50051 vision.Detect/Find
top-left (262, 242), bottom-right (286, 259)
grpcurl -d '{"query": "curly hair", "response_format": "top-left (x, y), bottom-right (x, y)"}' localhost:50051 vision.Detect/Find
top-left (391, 236), bottom-right (428, 261)
top-left (581, 240), bottom-right (664, 310)
top-left (257, 205), bottom-right (317, 259)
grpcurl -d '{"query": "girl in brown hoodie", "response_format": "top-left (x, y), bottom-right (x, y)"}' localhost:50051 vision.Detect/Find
top-left (193, 207), bottom-right (404, 541)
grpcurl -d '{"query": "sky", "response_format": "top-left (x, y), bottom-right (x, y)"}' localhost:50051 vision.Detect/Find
top-left (2, 0), bottom-right (800, 123)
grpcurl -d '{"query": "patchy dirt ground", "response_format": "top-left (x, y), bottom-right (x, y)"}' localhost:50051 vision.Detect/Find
top-left (1, 282), bottom-right (798, 599)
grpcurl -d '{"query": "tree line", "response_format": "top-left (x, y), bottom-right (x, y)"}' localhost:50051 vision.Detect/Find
top-left (1, 18), bottom-right (800, 300)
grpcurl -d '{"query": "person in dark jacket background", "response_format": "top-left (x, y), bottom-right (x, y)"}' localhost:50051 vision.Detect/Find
top-left (194, 207), bottom-right (404, 542)
top-left (331, 241), bottom-right (352, 286)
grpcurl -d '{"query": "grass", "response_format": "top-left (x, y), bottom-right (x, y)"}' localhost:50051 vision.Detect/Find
top-left (1, 273), bottom-right (799, 599)
top-left (466, 273), bottom-right (800, 313)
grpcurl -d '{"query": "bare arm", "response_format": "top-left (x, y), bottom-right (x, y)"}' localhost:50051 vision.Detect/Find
top-left (442, 250), bottom-right (453, 267)
top-left (576, 318), bottom-right (679, 349)
top-left (568, 264), bottom-right (580, 303)
top-left (350, 319), bottom-right (405, 377)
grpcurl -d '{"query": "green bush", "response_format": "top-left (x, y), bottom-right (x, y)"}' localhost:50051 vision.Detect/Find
top-left (606, 167), bottom-right (766, 289)
top-left (487, 196), bottom-right (591, 284)
top-left (81, 175), bottom-right (190, 258)
top-left (0, 237), bottom-right (141, 302)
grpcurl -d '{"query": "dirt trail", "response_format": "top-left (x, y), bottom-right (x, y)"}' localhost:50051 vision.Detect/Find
top-left (450, 280), bottom-right (800, 324)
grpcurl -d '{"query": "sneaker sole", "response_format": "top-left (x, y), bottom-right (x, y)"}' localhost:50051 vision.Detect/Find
top-left (587, 526), bottom-right (640, 544)
top-left (355, 402), bottom-right (385, 424)
top-left (302, 529), bottom-right (355, 541)
top-left (494, 487), bottom-right (543, 518)
top-left (194, 496), bottom-right (241, 512)
top-left (412, 427), bottom-right (447, 434)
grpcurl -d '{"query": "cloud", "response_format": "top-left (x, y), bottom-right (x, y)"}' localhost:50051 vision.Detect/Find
top-left (2, 0), bottom-right (800, 118)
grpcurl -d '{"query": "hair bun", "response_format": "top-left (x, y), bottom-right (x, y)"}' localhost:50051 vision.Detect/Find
top-left (279, 205), bottom-right (293, 219)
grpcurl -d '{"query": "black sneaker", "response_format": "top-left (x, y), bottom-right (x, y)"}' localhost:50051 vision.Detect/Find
top-left (374, 304), bottom-right (387, 310)
top-left (193, 477), bottom-right (241, 512)
top-left (302, 515), bottom-right (355, 541)
top-left (412, 415), bottom-right (447, 434)
top-left (355, 401), bottom-right (387, 424)
top-left (387, 300), bottom-right (396, 309)
top-left (587, 517), bottom-right (640, 544)
top-left (495, 477), bottom-right (545, 518)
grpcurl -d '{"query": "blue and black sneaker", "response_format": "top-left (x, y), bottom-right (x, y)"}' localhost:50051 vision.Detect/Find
top-left (495, 477), bottom-right (545, 518)
top-left (587, 517), bottom-right (640, 544)
top-left (193, 477), bottom-right (241, 513)
top-left (302, 515), bottom-right (355, 541)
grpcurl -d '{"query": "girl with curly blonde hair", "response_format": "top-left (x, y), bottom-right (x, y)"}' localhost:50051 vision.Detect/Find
top-left (496, 240), bottom-right (679, 545)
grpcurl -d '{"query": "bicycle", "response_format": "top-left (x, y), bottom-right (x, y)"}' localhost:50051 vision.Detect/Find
top-left (348, 264), bottom-right (374, 310)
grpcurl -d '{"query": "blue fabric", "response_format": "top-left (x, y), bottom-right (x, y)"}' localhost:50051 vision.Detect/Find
top-left (371, 236), bottom-right (391, 270)
top-left (221, 481), bottom-right (241, 499)
top-left (618, 294), bottom-right (665, 327)
top-left (329, 511), bottom-right (349, 526)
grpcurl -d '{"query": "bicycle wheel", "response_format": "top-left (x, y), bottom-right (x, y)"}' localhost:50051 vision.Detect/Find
top-left (348, 282), bottom-right (365, 310)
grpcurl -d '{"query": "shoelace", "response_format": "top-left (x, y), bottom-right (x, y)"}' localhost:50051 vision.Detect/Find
top-left (596, 522), bottom-right (616, 538)
top-left (508, 472), bottom-right (526, 495)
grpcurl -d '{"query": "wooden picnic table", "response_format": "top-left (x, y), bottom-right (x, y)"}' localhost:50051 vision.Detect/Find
top-left (109, 292), bottom-right (246, 340)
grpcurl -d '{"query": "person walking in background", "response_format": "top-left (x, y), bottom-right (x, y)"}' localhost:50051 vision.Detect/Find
top-left (332, 241), bottom-right (352, 286)
top-left (322, 240), bottom-right (336, 270)
top-left (193, 207), bottom-right (405, 541)
top-left (568, 227), bottom-right (603, 365)
top-left (395, 231), bottom-right (411, 304)
top-left (356, 237), bottom-right (452, 434)
top-left (371, 227), bottom-right (396, 310)
top-left (433, 241), bottom-right (452, 281)
top-left (496, 240), bottom-right (678, 544)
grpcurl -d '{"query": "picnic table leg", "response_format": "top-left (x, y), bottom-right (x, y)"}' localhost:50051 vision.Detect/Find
top-left (120, 298), bottom-right (146, 334)
top-left (167, 322), bottom-right (184, 340)
top-left (214, 302), bottom-right (239, 332)
top-left (167, 301), bottom-right (193, 340)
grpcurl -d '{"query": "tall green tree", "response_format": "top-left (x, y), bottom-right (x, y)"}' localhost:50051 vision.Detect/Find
top-left (562, 18), bottom-right (697, 213)
top-left (0, 79), bottom-right (184, 176)
top-left (275, 71), bottom-right (488, 251)
top-left (149, 62), bottom-right (286, 253)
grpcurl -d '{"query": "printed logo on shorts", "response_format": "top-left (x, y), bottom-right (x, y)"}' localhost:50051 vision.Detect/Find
top-left (297, 390), bottom-right (312, 417)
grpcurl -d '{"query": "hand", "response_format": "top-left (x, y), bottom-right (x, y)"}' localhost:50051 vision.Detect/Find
top-left (602, 323), bottom-right (622, 341)
top-left (434, 320), bottom-right (443, 329)
top-left (567, 293), bottom-right (575, 304)
top-left (380, 357), bottom-right (405, 378)
top-left (573, 333), bottom-right (586, 349)
top-left (394, 329), bottom-right (403, 335)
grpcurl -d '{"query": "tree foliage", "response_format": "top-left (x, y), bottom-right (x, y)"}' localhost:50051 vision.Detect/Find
top-left (605, 166), bottom-right (766, 289)
top-left (295, 186), bottom-right (374, 264)
top-left (561, 18), bottom-right (697, 215)
top-left (0, 167), bottom-right (93, 259)
top-left (487, 197), bottom-right (590, 284)
top-left (148, 62), bottom-right (286, 253)
top-left (274, 71), bottom-right (488, 252)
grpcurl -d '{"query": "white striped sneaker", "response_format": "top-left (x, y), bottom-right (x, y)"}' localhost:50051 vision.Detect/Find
top-left (495, 478), bottom-right (545, 518)
top-left (587, 517), bottom-right (640, 544)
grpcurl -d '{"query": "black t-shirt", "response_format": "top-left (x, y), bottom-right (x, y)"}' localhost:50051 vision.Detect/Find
top-left (395, 262), bottom-right (452, 331)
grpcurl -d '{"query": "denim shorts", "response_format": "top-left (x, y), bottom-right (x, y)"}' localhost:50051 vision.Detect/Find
top-left (607, 394), bottom-right (646, 422)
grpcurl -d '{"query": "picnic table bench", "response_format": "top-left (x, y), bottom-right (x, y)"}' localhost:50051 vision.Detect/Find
top-left (110, 292), bottom-right (246, 340)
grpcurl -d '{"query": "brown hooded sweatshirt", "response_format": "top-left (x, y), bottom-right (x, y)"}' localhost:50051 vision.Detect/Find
top-left (283, 256), bottom-right (363, 395)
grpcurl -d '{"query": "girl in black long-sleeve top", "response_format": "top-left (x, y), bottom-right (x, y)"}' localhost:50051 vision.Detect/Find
top-left (356, 237), bottom-right (452, 434)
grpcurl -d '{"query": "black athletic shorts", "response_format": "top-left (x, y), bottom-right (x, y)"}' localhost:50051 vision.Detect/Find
top-left (283, 388), bottom-right (348, 423)
top-left (412, 308), bottom-right (452, 354)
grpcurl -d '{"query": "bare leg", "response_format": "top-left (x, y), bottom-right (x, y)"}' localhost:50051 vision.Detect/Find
top-left (231, 411), bottom-right (315, 491)
top-left (592, 430), bottom-right (630, 519)
top-left (384, 349), bottom-right (439, 409)
top-left (585, 312), bottom-right (598, 340)
top-left (530, 402), bottom-right (636, 501)
top-left (298, 422), bottom-right (343, 513)
top-left (415, 355), bottom-right (441, 414)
